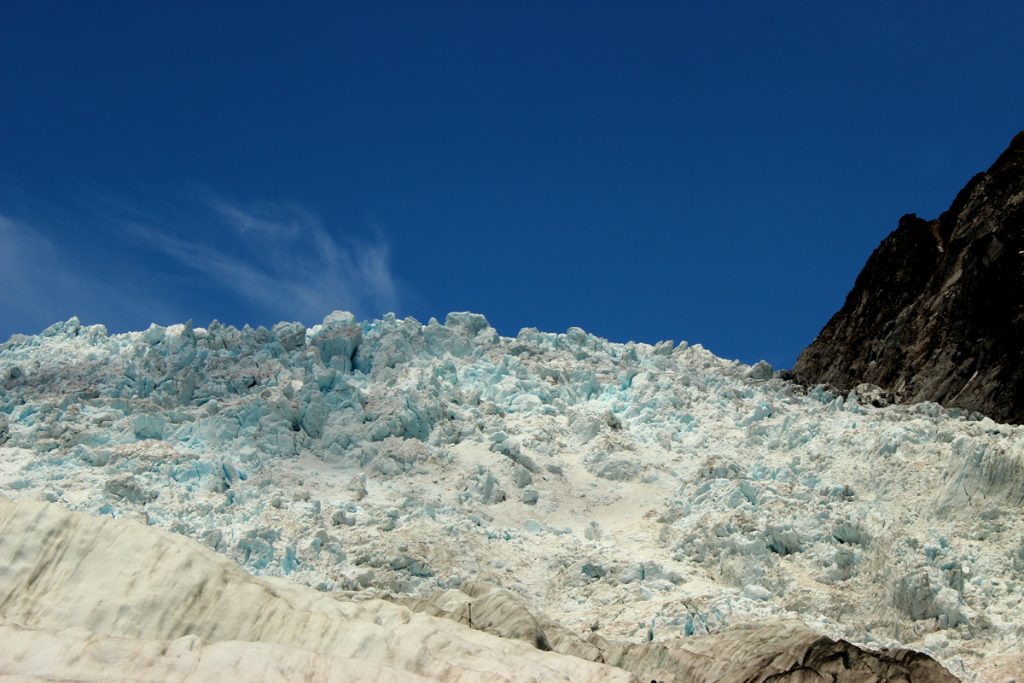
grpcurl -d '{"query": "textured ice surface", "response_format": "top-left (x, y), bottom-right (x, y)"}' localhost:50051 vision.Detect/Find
top-left (2, 312), bottom-right (1023, 679)
top-left (1, 498), bottom-right (961, 682)
top-left (0, 498), bottom-right (633, 682)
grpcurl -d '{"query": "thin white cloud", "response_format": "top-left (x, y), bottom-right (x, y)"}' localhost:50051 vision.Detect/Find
top-left (127, 198), bottom-right (400, 322)
top-left (206, 199), bottom-right (306, 240)
top-left (0, 215), bottom-right (178, 337)
top-left (0, 196), bottom-right (398, 340)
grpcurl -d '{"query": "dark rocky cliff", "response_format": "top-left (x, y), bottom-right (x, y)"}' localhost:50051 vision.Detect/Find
top-left (793, 132), bottom-right (1024, 424)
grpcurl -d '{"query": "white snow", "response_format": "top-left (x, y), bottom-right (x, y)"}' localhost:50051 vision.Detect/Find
top-left (0, 497), bottom-right (632, 682)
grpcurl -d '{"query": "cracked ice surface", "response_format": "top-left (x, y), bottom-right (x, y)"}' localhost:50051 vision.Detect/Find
top-left (1, 312), bottom-right (1023, 679)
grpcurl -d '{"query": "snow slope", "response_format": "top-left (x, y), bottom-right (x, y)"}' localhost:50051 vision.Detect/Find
top-left (0, 497), bottom-right (960, 682)
top-left (1, 312), bottom-right (1022, 679)
top-left (0, 497), bottom-right (632, 682)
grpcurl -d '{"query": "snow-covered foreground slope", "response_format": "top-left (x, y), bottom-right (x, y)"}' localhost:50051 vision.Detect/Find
top-left (0, 312), bottom-right (1021, 679)
top-left (0, 497), bottom-right (633, 682)
top-left (0, 498), bottom-right (959, 682)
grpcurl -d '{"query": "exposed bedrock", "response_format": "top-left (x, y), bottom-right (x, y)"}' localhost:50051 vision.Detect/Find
top-left (793, 131), bottom-right (1024, 424)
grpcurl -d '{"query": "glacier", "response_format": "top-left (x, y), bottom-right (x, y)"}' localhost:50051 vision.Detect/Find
top-left (1, 311), bottom-right (1023, 680)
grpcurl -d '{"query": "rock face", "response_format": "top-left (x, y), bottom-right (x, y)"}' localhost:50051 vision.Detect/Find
top-left (793, 132), bottom-right (1024, 424)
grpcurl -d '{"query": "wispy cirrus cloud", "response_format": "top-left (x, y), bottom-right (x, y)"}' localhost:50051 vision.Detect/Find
top-left (125, 197), bottom-right (400, 323)
top-left (0, 193), bottom-right (401, 341)
top-left (0, 215), bottom-right (179, 338)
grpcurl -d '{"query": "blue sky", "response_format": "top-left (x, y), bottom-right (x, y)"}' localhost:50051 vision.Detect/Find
top-left (1, 3), bottom-right (1022, 368)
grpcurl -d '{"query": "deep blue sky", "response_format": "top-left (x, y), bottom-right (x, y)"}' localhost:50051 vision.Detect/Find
top-left (2, 3), bottom-right (1022, 368)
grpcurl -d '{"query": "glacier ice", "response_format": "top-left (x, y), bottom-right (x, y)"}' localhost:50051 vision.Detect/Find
top-left (1, 311), bottom-right (1023, 679)
top-left (0, 498), bottom-right (633, 682)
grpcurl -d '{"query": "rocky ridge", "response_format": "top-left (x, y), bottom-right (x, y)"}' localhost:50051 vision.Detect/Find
top-left (793, 131), bottom-right (1024, 424)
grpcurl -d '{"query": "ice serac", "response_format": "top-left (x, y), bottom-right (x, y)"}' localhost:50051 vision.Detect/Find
top-left (2, 309), bottom-right (1022, 678)
top-left (793, 131), bottom-right (1024, 424)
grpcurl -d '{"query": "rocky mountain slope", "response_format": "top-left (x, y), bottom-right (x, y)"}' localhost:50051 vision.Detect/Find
top-left (2, 312), bottom-right (1022, 679)
top-left (793, 131), bottom-right (1024, 424)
